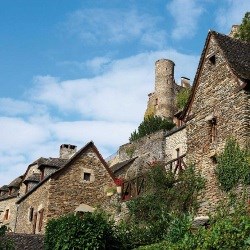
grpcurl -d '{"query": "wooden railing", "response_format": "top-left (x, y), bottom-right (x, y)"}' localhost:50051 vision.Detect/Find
top-left (121, 175), bottom-right (145, 201)
top-left (121, 154), bottom-right (187, 201)
top-left (165, 154), bottom-right (187, 175)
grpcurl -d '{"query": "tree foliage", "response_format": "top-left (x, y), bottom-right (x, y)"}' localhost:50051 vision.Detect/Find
top-left (0, 226), bottom-right (14, 250)
top-left (215, 138), bottom-right (250, 192)
top-left (235, 12), bottom-right (250, 42)
top-left (129, 116), bottom-right (175, 142)
top-left (176, 87), bottom-right (191, 110)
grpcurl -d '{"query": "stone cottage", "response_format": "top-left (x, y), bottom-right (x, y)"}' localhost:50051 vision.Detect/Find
top-left (15, 141), bottom-right (116, 234)
top-left (0, 176), bottom-right (22, 231)
top-left (180, 30), bottom-right (250, 214)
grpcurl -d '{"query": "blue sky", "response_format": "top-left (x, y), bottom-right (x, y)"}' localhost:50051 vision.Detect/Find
top-left (0, 0), bottom-right (249, 185)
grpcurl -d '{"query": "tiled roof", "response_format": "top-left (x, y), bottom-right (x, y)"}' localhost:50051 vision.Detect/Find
top-left (110, 158), bottom-right (137, 173)
top-left (212, 31), bottom-right (250, 81)
top-left (8, 176), bottom-right (23, 188)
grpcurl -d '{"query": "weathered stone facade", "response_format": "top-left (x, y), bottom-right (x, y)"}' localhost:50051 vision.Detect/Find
top-left (183, 31), bottom-right (250, 214)
top-left (15, 142), bottom-right (115, 234)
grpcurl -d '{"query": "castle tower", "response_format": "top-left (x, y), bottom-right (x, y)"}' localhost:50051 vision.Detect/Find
top-left (154, 59), bottom-right (175, 119)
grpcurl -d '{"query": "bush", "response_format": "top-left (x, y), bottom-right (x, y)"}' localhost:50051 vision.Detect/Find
top-left (129, 116), bottom-right (175, 142)
top-left (45, 211), bottom-right (121, 250)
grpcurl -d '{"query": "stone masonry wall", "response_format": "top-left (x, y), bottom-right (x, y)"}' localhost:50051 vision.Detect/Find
top-left (186, 35), bottom-right (249, 215)
top-left (15, 181), bottom-right (50, 234)
top-left (165, 126), bottom-right (187, 162)
top-left (47, 147), bottom-right (115, 221)
top-left (0, 197), bottom-right (18, 232)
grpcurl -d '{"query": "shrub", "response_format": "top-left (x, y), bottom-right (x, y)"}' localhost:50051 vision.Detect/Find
top-left (0, 225), bottom-right (14, 250)
top-left (44, 211), bottom-right (121, 250)
top-left (129, 115), bottom-right (175, 142)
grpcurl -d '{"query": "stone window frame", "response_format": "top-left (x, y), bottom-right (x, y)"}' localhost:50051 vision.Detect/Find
top-left (82, 168), bottom-right (95, 183)
top-left (206, 52), bottom-right (216, 65)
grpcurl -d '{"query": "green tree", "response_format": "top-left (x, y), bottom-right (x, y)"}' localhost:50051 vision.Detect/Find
top-left (176, 87), bottom-right (191, 110)
top-left (129, 116), bottom-right (175, 142)
top-left (235, 12), bottom-right (250, 42)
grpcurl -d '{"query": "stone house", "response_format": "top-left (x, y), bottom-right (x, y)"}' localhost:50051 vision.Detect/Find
top-left (180, 30), bottom-right (250, 214)
top-left (0, 176), bottom-right (22, 231)
top-left (15, 141), bottom-right (116, 234)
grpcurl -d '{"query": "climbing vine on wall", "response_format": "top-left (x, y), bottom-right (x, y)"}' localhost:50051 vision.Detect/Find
top-left (215, 138), bottom-right (250, 192)
top-left (176, 87), bottom-right (191, 110)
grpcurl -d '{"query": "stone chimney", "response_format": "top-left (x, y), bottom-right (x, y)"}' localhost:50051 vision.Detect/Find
top-left (228, 25), bottom-right (239, 38)
top-left (181, 77), bottom-right (191, 88)
top-left (59, 144), bottom-right (77, 159)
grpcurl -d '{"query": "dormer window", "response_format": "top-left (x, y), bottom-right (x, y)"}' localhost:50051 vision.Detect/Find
top-left (40, 169), bottom-right (44, 181)
top-left (209, 55), bottom-right (216, 65)
top-left (8, 187), bottom-right (12, 195)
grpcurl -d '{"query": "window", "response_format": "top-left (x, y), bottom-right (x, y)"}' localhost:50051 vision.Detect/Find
top-left (29, 207), bottom-right (34, 222)
top-left (209, 55), bottom-right (216, 65)
top-left (155, 98), bottom-right (158, 106)
top-left (83, 173), bottom-right (91, 181)
top-left (38, 209), bottom-right (44, 232)
top-left (40, 169), bottom-right (44, 181)
top-left (8, 187), bottom-right (12, 195)
top-left (210, 117), bottom-right (217, 143)
top-left (33, 212), bottom-right (37, 234)
top-left (4, 209), bottom-right (9, 220)
top-left (176, 148), bottom-right (180, 158)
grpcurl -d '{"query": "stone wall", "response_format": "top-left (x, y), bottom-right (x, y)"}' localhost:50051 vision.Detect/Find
top-left (3, 233), bottom-right (44, 250)
top-left (47, 146), bottom-right (115, 221)
top-left (186, 35), bottom-right (249, 215)
top-left (165, 125), bottom-right (187, 162)
top-left (15, 181), bottom-right (50, 234)
top-left (0, 197), bottom-right (18, 232)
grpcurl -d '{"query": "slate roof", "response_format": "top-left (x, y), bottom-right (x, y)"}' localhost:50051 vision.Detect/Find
top-left (110, 157), bottom-right (137, 174)
top-left (212, 31), bottom-right (250, 81)
top-left (8, 176), bottom-right (23, 188)
top-left (37, 157), bottom-right (68, 169)
top-left (24, 173), bottom-right (41, 183)
top-left (0, 185), bottom-right (9, 192)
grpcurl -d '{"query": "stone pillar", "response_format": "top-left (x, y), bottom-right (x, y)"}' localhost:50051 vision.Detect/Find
top-left (155, 59), bottom-right (175, 119)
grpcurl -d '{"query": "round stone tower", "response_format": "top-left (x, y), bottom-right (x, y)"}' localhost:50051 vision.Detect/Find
top-left (154, 59), bottom-right (175, 119)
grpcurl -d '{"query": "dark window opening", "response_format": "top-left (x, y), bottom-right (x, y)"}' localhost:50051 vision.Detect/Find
top-left (40, 169), bottom-right (44, 181)
top-left (209, 55), bottom-right (216, 65)
top-left (83, 173), bottom-right (91, 181)
top-left (4, 209), bottom-right (9, 220)
top-left (29, 207), bottom-right (34, 222)
top-left (155, 98), bottom-right (158, 106)
top-left (210, 117), bottom-right (217, 143)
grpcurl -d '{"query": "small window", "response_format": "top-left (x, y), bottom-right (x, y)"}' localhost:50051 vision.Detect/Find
top-left (4, 209), bottom-right (9, 220)
top-left (29, 207), bottom-right (34, 222)
top-left (209, 55), bottom-right (216, 65)
top-left (83, 173), bottom-right (91, 181)
top-left (155, 98), bottom-right (158, 106)
top-left (210, 117), bottom-right (217, 143)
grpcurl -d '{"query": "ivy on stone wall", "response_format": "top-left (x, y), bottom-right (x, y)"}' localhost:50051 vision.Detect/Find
top-left (215, 138), bottom-right (250, 192)
top-left (129, 116), bottom-right (175, 142)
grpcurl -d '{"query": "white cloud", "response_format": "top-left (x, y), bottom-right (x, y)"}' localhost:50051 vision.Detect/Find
top-left (167, 0), bottom-right (204, 39)
top-left (64, 8), bottom-right (167, 48)
top-left (0, 49), bottom-right (199, 186)
top-left (216, 0), bottom-right (250, 32)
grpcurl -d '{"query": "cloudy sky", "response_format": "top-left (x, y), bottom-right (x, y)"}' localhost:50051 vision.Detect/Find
top-left (0, 0), bottom-right (249, 185)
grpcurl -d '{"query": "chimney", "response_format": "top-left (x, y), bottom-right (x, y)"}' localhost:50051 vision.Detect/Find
top-left (60, 144), bottom-right (77, 159)
top-left (181, 77), bottom-right (190, 88)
